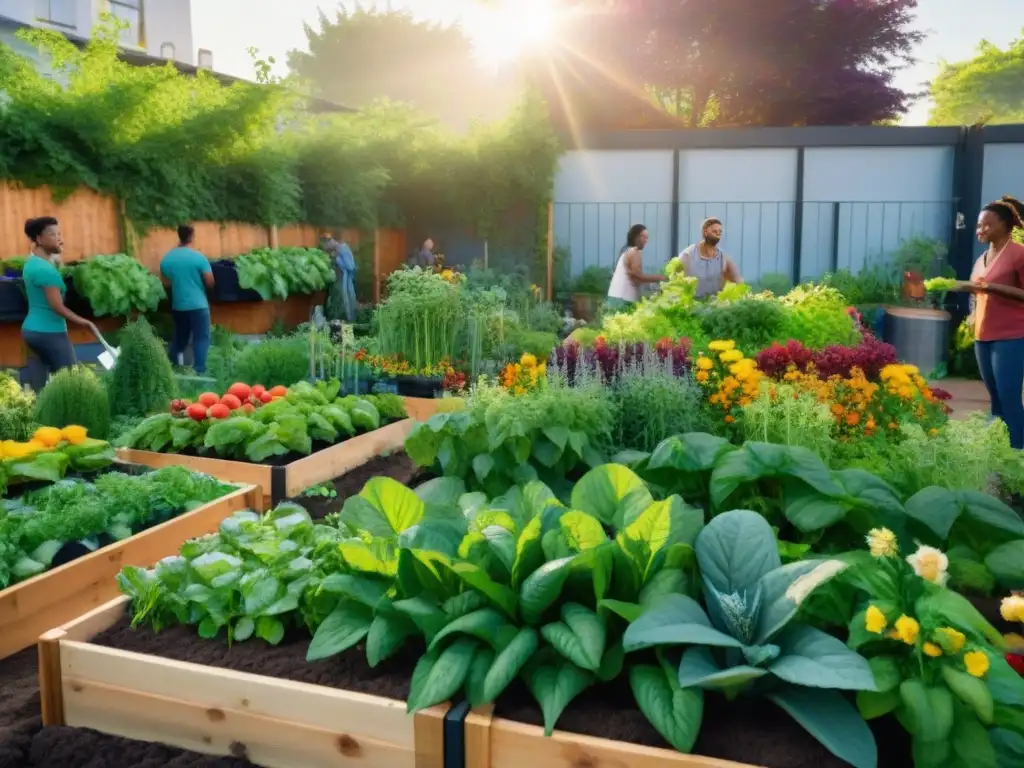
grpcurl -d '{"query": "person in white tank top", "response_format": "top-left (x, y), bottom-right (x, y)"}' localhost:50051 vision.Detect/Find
top-left (606, 224), bottom-right (666, 311)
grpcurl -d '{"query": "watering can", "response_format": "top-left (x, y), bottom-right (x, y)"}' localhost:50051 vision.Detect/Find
top-left (95, 331), bottom-right (120, 370)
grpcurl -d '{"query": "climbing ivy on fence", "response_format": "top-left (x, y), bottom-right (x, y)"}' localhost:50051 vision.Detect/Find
top-left (0, 18), bottom-right (560, 247)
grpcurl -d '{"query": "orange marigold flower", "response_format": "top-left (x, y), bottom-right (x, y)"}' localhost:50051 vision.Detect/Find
top-left (724, 415), bottom-right (735, 423)
top-left (846, 411), bottom-right (861, 426)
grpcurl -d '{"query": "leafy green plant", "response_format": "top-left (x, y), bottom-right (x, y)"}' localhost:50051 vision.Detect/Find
top-left (0, 371), bottom-right (35, 441)
top-left (624, 510), bottom-right (877, 767)
top-left (842, 534), bottom-right (1015, 768)
top-left (117, 379), bottom-right (400, 462)
top-left (69, 255), bottom-right (165, 317)
top-left (0, 465), bottom-right (233, 588)
top-left (754, 272), bottom-right (794, 295)
top-left (235, 248), bottom-right (335, 300)
top-left (742, 385), bottom-right (834, 464)
top-left (610, 365), bottom-right (711, 453)
top-left (405, 380), bottom-right (615, 496)
top-left (696, 296), bottom-right (787, 355)
top-left (229, 337), bottom-right (312, 391)
top-left (821, 265), bottom-right (900, 306)
top-left (572, 266), bottom-right (613, 297)
top-left (107, 318), bottom-right (176, 420)
top-left (34, 365), bottom-right (111, 439)
top-left (374, 268), bottom-right (464, 371)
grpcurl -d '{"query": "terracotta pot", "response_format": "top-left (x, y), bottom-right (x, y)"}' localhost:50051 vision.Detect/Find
top-left (902, 270), bottom-right (925, 301)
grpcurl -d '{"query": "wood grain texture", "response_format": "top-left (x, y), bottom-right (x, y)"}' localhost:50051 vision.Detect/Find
top-left (0, 485), bottom-right (258, 660)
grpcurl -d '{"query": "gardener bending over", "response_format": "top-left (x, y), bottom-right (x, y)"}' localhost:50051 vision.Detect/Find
top-left (160, 225), bottom-right (214, 374)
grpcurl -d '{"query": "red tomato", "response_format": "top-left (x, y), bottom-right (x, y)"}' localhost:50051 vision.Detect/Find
top-left (227, 383), bottom-right (252, 401)
top-left (208, 403), bottom-right (231, 420)
top-left (269, 385), bottom-right (288, 398)
top-left (259, 391), bottom-right (273, 404)
top-left (242, 403), bottom-right (255, 414)
top-left (186, 403), bottom-right (209, 421)
top-left (251, 385), bottom-right (266, 398)
top-left (220, 394), bottom-right (243, 410)
top-left (197, 392), bottom-right (220, 407)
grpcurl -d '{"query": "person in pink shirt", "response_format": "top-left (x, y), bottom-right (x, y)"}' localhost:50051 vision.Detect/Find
top-left (968, 195), bottom-right (1024, 449)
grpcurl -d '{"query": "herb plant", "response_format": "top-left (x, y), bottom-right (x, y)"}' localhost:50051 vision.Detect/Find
top-left (0, 371), bottom-right (35, 441)
top-left (107, 318), bottom-right (177, 420)
top-left (34, 365), bottom-right (111, 439)
top-left (235, 248), bottom-right (335, 301)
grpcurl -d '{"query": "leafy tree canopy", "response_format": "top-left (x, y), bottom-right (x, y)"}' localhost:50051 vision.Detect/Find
top-left (928, 29), bottom-right (1024, 125)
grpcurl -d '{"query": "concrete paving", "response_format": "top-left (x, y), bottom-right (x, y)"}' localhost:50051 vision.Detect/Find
top-left (932, 378), bottom-right (990, 420)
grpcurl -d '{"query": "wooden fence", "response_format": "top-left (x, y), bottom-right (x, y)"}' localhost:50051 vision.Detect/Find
top-left (0, 183), bottom-right (402, 279)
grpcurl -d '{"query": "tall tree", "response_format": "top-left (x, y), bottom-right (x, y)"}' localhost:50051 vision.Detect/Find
top-left (928, 30), bottom-right (1024, 125)
top-left (554, 0), bottom-right (921, 128)
top-left (286, 3), bottom-right (517, 125)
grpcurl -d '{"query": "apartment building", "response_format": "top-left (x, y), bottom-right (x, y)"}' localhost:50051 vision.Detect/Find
top-left (0, 0), bottom-right (196, 66)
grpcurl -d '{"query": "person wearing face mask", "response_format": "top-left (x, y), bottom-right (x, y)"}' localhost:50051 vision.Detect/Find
top-left (21, 217), bottom-right (100, 388)
top-left (677, 217), bottom-right (743, 299)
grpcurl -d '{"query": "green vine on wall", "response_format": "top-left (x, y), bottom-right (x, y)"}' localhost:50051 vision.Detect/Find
top-left (0, 18), bottom-right (561, 246)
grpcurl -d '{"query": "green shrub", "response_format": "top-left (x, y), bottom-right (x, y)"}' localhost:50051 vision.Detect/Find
top-left (611, 366), bottom-right (711, 452)
top-left (0, 371), bottom-right (35, 441)
top-left (231, 337), bottom-right (311, 389)
top-left (34, 365), bottom-right (111, 439)
top-left (505, 328), bottom-right (559, 362)
top-left (107, 318), bottom-right (176, 419)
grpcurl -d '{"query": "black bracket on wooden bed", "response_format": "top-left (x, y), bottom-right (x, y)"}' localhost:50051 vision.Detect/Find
top-left (444, 698), bottom-right (471, 768)
top-left (270, 465), bottom-right (287, 506)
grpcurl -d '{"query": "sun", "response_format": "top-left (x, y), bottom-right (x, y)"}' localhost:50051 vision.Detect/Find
top-left (461, 0), bottom-right (556, 68)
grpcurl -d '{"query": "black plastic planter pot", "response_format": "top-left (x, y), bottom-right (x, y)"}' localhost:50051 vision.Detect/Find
top-left (210, 260), bottom-right (263, 303)
top-left (0, 279), bottom-right (28, 322)
top-left (63, 282), bottom-right (94, 318)
top-left (393, 375), bottom-right (443, 398)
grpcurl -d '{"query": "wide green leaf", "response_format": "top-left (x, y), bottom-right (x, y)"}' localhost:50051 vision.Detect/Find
top-left (392, 596), bottom-right (448, 641)
top-left (770, 624), bottom-right (876, 691)
top-left (623, 594), bottom-right (740, 652)
top-left (755, 558), bottom-right (847, 643)
top-left (985, 541), bottom-right (1024, 588)
top-left (695, 509), bottom-right (781, 594)
top-left (520, 555), bottom-right (575, 625)
top-left (319, 573), bottom-right (390, 609)
top-left (630, 663), bottom-right (703, 753)
top-left (449, 561), bottom-right (518, 618)
top-left (524, 659), bottom-right (594, 736)
top-left (570, 464), bottom-right (654, 528)
top-left (339, 476), bottom-right (425, 538)
top-left (617, 495), bottom-right (703, 582)
top-left (675, 646), bottom-right (766, 690)
top-left (783, 485), bottom-right (848, 533)
top-left (428, 608), bottom-right (511, 652)
top-left (482, 626), bottom-right (539, 704)
top-left (366, 613), bottom-right (416, 667)
top-left (900, 680), bottom-right (955, 743)
top-left (857, 689), bottom-right (901, 720)
top-left (767, 687), bottom-right (878, 768)
top-left (991, 728), bottom-right (1024, 768)
top-left (709, 442), bottom-right (841, 509)
top-left (638, 568), bottom-right (689, 608)
top-left (957, 490), bottom-right (1024, 538)
top-left (904, 486), bottom-right (961, 539)
top-left (306, 601), bottom-right (374, 661)
top-left (942, 665), bottom-right (994, 724)
top-left (647, 432), bottom-right (734, 473)
top-left (407, 636), bottom-right (478, 712)
top-left (466, 645), bottom-right (496, 708)
top-left (951, 706), bottom-right (997, 768)
top-left (540, 603), bottom-right (607, 671)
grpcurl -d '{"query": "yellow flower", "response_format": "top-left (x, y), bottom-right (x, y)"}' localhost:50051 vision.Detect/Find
top-left (695, 370), bottom-right (709, 383)
top-left (520, 353), bottom-right (538, 368)
top-left (865, 605), bottom-right (887, 635)
top-left (1001, 595), bottom-right (1024, 623)
top-left (866, 528), bottom-right (898, 558)
top-left (697, 356), bottom-right (714, 371)
top-left (923, 642), bottom-right (943, 657)
top-left (935, 627), bottom-right (966, 654)
top-left (964, 650), bottom-right (990, 678)
top-left (906, 545), bottom-right (949, 586)
top-left (894, 615), bottom-right (920, 645)
top-left (719, 349), bottom-right (743, 363)
top-left (708, 340), bottom-right (735, 352)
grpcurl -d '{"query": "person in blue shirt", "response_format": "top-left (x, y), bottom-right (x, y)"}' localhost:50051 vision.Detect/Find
top-left (160, 225), bottom-right (214, 374)
top-left (21, 217), bottom-right (99, 388)
top-left (323, 233), bottom-right (357, 323)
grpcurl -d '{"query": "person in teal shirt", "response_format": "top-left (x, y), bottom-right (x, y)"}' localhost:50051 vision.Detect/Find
top-left (21, 216), bottom-right (99, 389)
top-left (160, 225), bottom-right (214, 373)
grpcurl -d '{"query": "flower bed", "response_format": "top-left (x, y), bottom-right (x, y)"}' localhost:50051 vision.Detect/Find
top-left (0, 472), bottom-right (256, 659)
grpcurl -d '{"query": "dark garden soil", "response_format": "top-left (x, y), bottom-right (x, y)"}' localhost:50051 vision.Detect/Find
top-left (290, 451), bottom-right (424, 520)
top-left (495, 675), bottom-right (914, 768)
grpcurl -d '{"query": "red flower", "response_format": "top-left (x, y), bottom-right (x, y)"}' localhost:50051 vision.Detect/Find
top-left (1006, 653), bottom-right (1024, 676)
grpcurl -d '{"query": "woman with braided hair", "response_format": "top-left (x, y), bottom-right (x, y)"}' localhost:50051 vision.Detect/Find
top-left (968, 195), bottom-right (1024, 448)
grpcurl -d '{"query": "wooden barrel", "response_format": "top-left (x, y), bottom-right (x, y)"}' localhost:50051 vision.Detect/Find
top-left (883, 306), bottom-right (951, 373)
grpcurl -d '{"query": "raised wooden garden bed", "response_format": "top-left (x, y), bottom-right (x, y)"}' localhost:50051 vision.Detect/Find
top-left (117, 397), bottom-right (440, 509)
top-left (464, 706), bottom-right (757, 768)
top-left (0, 483), bottom-right (258, 661)
top-left (38, 597), bottom-right (447, 768)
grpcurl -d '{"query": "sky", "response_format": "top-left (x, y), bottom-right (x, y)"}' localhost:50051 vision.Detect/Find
top-left (190, 0), bottom-right (1024, 125)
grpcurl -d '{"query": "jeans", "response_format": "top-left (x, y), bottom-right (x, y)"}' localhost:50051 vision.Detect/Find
top-left (975, 338), bottom-right (1024, 449)
top-left (170, 308), bottom-right (211, 374)
top-left (23, 330), bottom-right (76, 391)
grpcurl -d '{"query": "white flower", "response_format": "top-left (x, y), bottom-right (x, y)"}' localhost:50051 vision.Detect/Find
top-left (906, 545), bottom-right (949, 586)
